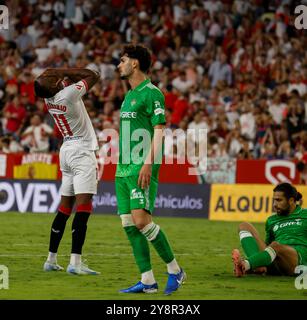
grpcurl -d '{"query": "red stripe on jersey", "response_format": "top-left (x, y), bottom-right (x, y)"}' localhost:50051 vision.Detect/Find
top-left (58, 114), bottom-right (73, 136)
top-left (58, 205), bottom-right (72, 216)
top-left (53, 114), bottom-right (73, 137)
top-left (81, 79), bottom-right (88, 91)
top-left (76, 203), bottom-right (92, 213)
top-left (53, 114), bottom-right (65, 137)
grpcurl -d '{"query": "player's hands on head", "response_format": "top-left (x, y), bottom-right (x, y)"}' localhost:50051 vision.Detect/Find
top-left (43, 68), bottom-right (58, 77)
top-left (63, 77), bottom-right (73, 86)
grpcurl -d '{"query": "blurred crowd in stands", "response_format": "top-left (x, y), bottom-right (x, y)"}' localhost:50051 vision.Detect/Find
top-left (0, 0), bottom-right (306, 182)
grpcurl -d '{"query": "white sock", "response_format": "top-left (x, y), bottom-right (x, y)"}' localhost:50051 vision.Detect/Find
top-left (70, 253), bottom-right (81, 266)
top-left (265, 246), bottom-right (277, 262)
top-left (167, 258), bottom-right (181, 274)
top-left (141, 270), bottom-right (156, 285)
top-left (239, 230), bottom-right (253, 240)
top-left (47, 252), bottom-right (57, 264)
top-left (243, 260), bottom-right (251, 271)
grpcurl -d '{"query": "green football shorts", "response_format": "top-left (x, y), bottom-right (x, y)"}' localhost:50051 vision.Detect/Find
top-left (115, 175), bottom-right (158, 215)
top-left (293, 245), bottom-right (307, 266)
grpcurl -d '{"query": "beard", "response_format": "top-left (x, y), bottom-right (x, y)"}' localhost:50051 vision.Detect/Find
top-left (276, 205), bottom-right (290, 216)
top-left (119, 65), bottom-right (133, 80)
top-left (120, 74), bottom-right (129, 80)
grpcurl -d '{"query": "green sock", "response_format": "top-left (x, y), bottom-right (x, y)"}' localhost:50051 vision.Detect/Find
top-left (124, 226), bottom-right (151, 273)
top-left (150, 228), bottom-right (175, 264)
top-left (247, 247), bottom-right (276, 269)
top-left (239, 231), bottom-right (260, 258)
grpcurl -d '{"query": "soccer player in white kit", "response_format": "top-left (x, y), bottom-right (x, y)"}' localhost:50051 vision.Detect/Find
top-left (34, 68), bottom-right (100, 275)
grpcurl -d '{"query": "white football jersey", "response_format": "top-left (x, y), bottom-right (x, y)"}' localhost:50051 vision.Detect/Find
top-left (45, 80), bottom-right (98, 151)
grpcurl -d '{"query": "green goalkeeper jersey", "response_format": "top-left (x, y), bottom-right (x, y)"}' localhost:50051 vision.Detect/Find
top-left (265, 206), bottom-right (307, 248)
top-left (115, 79), bottom-right (166, 179)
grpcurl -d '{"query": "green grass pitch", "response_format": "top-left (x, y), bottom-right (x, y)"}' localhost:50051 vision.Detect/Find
top-left (0, 212), bottom-right (306, 300)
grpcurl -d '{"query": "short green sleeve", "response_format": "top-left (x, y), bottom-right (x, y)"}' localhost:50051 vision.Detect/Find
top-left (146, 89), bottom-right (166, 127)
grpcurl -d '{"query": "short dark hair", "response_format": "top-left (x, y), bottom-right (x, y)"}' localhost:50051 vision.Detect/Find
top-left (122, 44), bottom-right (152, 73)
top-left (34, 79), bottom-right (54, 98)
top-left (273, 182), bottom-right (302, 202)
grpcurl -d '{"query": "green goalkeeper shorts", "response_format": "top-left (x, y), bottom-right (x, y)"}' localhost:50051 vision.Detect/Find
top-left (115, 175), bottom-right (158, 215)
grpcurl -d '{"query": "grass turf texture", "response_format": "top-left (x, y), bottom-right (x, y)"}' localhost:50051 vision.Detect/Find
top-left (0, 212), bottom-right (306, 300)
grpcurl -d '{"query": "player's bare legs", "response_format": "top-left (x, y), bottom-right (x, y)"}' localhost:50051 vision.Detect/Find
top-left (44, 196), bottom-right (75, 271)
top-left (66, 193), bottom-right (100, 275)
top-left (132, 209), bottom-right (152, 229)
top-left (267, 242), bottom-right (298, 275)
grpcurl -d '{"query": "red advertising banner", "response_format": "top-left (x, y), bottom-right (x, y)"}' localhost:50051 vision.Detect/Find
top-left (4, 153), bottom-right (60, 180)
top-left (98, 158), bottom-right (199, 184)
top-left (1, 154), bottom-right (302, 185)
top-left (236, 159), bottom-right (300, 184)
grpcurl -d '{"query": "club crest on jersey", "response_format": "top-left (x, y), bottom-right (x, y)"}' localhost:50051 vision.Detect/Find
top-left (131, 99), bottom-right (137, 106)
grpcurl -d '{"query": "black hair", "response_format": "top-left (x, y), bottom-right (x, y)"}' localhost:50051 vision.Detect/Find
top-left (122, 44), bottom-right (152, 73)
top-left (273, 182), bottom-right (302, 202)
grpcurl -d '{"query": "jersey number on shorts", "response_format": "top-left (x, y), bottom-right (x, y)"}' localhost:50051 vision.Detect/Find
top-left (53, 114), bottom-right (73, 136)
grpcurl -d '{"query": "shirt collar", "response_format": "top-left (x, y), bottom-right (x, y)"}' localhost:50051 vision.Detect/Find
top-left (291, 205), bottom-right (302, 215)
top-left (133, 78), bottom-right (150, 91)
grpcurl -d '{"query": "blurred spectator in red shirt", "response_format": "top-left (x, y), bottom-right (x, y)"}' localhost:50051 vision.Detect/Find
top-left (18, 70), bottom-right (36, 104)
top-left (170, 92), bottom-right (189, 128)
top-left (163, 84), bottom-right (178, 111)
top-left (3, 95), bottom-right (26, 138)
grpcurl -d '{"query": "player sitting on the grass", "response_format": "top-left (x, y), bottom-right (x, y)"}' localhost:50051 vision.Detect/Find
top-left (34, 68), bottom-right (100, 275)
top-left (232, 182), bottom-right (307, 277)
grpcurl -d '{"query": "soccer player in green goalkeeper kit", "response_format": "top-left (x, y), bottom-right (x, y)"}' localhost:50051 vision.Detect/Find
top-left (232, 182), bottom-right (307, 276)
